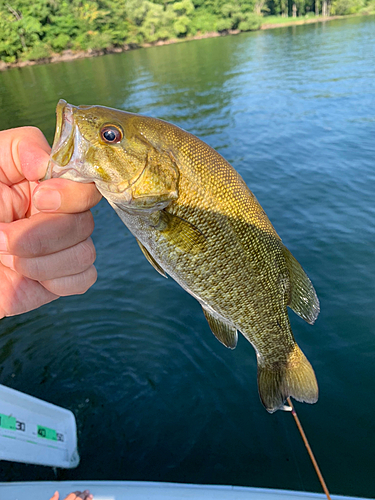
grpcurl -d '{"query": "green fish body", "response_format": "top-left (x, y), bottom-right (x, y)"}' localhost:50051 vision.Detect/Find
top-left (46, 100), bottom-right (320, 413)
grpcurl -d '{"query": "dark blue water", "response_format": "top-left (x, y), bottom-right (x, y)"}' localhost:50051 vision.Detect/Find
top-left (1, 16), bottom-right (375, 498)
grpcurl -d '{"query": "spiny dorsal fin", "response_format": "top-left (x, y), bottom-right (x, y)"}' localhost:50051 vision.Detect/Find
top-left (257, 343), bottom-right (318, 413)
top-left (136, 238), bottom-right (167, 278)
top-left (153, 209), bottom-right (207, 254)
top-left (202, 305), bottom-right (238, 349)
top-left (281, 245), bottom-right (320, 325)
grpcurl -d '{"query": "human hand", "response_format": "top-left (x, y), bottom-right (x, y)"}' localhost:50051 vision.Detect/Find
top-left (49, 490), bottom-right (93, 500)
top-left (0, 126), bottom-right (102, 318)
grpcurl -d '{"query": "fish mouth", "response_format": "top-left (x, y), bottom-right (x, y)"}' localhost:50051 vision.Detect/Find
top-left (42, 100), bottom-right (146, 203)
top-left (54, 99), bottom-right (69, 151)
top-left (42, 99), bottom-right (87, 182)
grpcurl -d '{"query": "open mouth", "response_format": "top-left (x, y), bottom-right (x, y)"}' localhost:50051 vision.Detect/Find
top-left (42, 99), bottom-right (76, 181)
top-left (53, 99), bottom-right (72, 151)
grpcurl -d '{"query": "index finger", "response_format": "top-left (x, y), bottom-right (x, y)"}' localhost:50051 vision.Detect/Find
top-left (0, 127), bottom-right (50, 184)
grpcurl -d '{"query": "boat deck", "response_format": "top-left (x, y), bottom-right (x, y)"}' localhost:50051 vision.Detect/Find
top-left (0, 481), bottom-right (368, 500)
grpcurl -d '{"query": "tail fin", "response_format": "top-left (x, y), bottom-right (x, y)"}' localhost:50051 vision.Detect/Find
top-left (257, 344), bottom-right (318, 413)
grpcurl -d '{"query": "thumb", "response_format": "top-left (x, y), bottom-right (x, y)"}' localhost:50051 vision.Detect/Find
top-left (0, 127), bottom-right (50, 184)
top-left (18, 127), bottom-right (51, 181)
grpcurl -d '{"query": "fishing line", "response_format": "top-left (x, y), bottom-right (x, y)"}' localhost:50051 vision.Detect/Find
top-left (286, 397), bottom-right (331, 500)
top-left (281, 405), bottom-right (305, 491)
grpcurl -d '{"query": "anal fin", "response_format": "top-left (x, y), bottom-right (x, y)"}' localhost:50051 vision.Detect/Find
top-left (136, 239), bottom-right (167, 278)
top-left (281, 245), bottom-right (320, 325)
top-left (202, 306), bottom-right (238, 349)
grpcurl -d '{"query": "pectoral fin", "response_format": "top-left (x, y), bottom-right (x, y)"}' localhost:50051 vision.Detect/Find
top-left (136, 239), bottom-right (167, 278)
top-left (152, 210), bottom-right (206, 254)
top-left (202, 306), bottom-right (238, 349)
top-left (281, 245), bottom-right (320, 324)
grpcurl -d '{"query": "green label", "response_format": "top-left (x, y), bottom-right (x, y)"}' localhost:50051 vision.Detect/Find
top-left (37, 425), bottom-right (57, 441)
top-left (0, 413), bottom-right (16, 430)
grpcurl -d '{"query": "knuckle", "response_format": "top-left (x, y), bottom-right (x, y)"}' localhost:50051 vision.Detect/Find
top-left (24, 126), bottom-right (43, 136)
top-left (84, 265), bottom-right (98, 290)
top-left (59, 182), bottom-right (100, 213)
top-left (19, 230), bottom-right (44, 257)
top-left (74, 211), bottom-right (95, 240)
top-left (78, 237), bottom-right (97, 267)
top-left (81, 186), bottom-right (100, 212)
top-left (42, 265), bottom-right (97, 296)
top-left (15, 256), bottom-right (39, 280)
top-left (74, 266), bottom-right (97, 294)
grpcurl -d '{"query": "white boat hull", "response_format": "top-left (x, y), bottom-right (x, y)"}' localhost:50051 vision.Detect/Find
top-left (0, 481), bottom-right (368, 500)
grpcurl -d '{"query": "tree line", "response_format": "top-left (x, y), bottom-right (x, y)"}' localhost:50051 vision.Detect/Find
top-left (1, 0), bottom-right (374, 64)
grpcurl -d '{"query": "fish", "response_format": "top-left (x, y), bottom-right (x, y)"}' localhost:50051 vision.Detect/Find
top-left (45, 99), bottom-right (320, 413)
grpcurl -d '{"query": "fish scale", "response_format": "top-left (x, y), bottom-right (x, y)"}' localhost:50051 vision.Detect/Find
top-left (46, 99), bottom-right (320, 413)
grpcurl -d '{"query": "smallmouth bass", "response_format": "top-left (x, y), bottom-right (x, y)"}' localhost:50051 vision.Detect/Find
top-left (45, 99), bottom-right (320, 413)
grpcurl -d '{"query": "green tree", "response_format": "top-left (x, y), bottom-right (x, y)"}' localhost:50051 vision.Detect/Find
top-left (0, 0), bottom-right (48, 61)
top-left (1, 0), bottom-right (373, 65)
top-left (330, 0), bottom-right (364, 13)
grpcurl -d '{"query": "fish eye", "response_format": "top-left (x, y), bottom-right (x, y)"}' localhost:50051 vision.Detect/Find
top-left (100, 125), bottom-right (123, 144)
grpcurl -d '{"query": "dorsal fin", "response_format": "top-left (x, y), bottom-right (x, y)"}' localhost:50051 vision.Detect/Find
top-left (281, 245), bottom-right (320, 324)
top-left (202, 305), bottom-right (238, 349)
top-left (136, 239), bottom-right (167, 278)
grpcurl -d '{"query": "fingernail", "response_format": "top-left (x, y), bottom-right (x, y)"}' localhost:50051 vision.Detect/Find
top-left (33, 189), bottom-right (61, 211)
top-left (0, 231), bottom-right (8, 253)
top-left (0, 254), bottom-right (15, 270)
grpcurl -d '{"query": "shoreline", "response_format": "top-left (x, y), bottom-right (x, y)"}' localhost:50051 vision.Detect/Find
top-left (0, 14), bottom-right (363, 72)
top-left (259, 13), bottom-right (356, 29)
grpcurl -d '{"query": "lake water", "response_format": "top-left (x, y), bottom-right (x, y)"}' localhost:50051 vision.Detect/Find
top-left (1, 15), bottom-right (375, 498)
